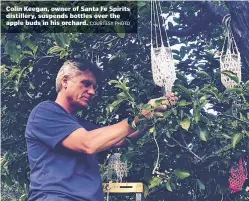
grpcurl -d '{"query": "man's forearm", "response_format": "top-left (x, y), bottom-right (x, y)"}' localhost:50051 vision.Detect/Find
top-left (113, 125), bottom-right (150, 148)
top-left (87, 119), bottom-right (136, 152)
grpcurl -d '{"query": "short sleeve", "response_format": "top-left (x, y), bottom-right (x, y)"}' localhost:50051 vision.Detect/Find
top-left (28, 104), bottom-right (82, 149)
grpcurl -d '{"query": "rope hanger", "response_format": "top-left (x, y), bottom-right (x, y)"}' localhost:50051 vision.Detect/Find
top-left (220, 15), bottom-right (241, 88)
top-left (151, 0), bottom-right (176, 96)
top-left (150, 0), bottom-right (177, 175)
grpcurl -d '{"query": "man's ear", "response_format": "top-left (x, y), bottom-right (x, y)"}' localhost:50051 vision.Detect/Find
top-left (62, 76), bottom-right (69, 89)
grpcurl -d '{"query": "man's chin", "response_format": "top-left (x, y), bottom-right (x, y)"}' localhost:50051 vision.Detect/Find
top-left (79, 101), bottom-right (89, 108)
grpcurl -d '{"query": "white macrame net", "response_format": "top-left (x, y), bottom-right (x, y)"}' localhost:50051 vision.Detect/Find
top-left (151, 0), bottom-right (176, 96)
top-left (107, 153), bottom-right (128, 183)
top-left (220, 15), bottom-right (241, 88)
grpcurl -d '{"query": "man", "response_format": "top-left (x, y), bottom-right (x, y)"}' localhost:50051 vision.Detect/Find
top-left (25, 59), bottom-right (177, 201)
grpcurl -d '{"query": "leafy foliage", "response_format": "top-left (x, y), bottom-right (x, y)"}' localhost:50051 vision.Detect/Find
top-left (1, 1), bottom-right (249, 201)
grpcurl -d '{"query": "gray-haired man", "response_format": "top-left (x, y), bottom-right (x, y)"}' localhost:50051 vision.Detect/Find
top-left (25, 59), bottom-right (177, 201)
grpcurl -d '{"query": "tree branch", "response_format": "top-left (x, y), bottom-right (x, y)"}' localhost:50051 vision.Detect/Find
top-left (202, 1), bottom-right (228, 24)
top-left (201, 144), bottom-right (233, 161)
top-left (167, 13), bottom-right (212, 37)
top-left (1, 138), bottom-right (25, 148)
top-left (218, 114), bottom-right (249, 124)
top-left (167, 2), bottom-right (228, 37)
top-left (166, 1), bottom-right (249, 69)
top-left (171, 137), bottom-right (203, 162)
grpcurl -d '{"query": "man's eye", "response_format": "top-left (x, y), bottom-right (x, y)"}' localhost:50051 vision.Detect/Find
top-left (82, 81), bottom-right (91, 87)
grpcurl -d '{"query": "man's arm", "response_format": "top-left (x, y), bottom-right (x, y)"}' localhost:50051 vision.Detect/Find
top-left (62, 94), bottom-right (178, 154)
top-left (62, 119), bottom-right (136, 154)
top-left (112, 93), bottom-right (178, 148)
top-left (112, 116), bottom-right (150, 148)
top-left (112, 128), bottom-right (149, 148)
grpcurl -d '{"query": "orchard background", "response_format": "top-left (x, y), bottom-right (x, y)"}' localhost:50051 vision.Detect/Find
top-left (1, 1), bottom-right (249, 201)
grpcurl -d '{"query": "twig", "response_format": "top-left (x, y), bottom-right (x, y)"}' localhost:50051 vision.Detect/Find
top-left (220, 114), bottom-right (249, 124)
top-left (221, 193), bottom-right (224, 201)
top-left (171, 137), bottom-right (203, 162)
top-left (35, 55), bottom-right (56, 65)
top-left (2, 138), bottom-right (24, 147)
top-left (180, 131), bottom-right (188, 147)
top-left (202, 144), bottom-right (232, 161)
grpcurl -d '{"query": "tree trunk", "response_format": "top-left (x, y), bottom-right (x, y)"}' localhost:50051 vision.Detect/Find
top-left (167, 1), bottom-right (249, 76)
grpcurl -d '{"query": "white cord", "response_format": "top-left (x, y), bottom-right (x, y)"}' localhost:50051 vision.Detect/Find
top-left (152, 129), bottom-right (160, 174)
top-left (155, 0), bottom-right (163, 45)
top-left (152, 0), bottom-right (158, 48)
top-left (158, 1), bottom-right (171, 47)
top-left (106, 181), bottom-right (111, 201)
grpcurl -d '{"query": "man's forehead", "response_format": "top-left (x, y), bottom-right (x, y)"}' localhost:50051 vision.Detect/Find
top-left (78, 71), bottom-right (97, 83)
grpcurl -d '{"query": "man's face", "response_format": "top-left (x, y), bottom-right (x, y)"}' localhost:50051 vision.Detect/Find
top-left (64, 70), bottom-right (97, 108)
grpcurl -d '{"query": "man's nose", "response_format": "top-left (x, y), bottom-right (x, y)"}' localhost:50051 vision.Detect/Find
top-left (88, 86), bottom-right (96, 96)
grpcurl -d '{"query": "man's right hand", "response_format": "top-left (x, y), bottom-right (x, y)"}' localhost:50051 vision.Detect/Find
top-left (141, 92), bottom-right (178, 119)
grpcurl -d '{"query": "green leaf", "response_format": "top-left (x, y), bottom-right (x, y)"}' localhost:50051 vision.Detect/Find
top-left (168, 22), bottom-right (173, 29)
top-left (109, 99), bottom-right (124, 113)
top-left (29, 82), bottom-right (35, 90)
top-left (225, 87), bottom-right (242, 94)
top-left (131, 119), bottom-right (137, 129)
top-left (109, 54), bottom-right (119, 62)
top-left (165, 181), bottom-right (173, 192)
top-left (193, 108), bottom-right (200, 123)
top-left (232, 133), bottom-right (243, 148)
top-left (180, 37), bottom-right (185, 43)
top-left (114, 24), bottom-right (126, 38)
top-left (243, 80), bottom-right (249, 90)
top-left (174, 170), bottom-right (190, 179)
top-left (33, 46), bottom-right (38, 55)
top-left (137, 1), bottom-right (146, 7)
top-left (163, 110), bottom-right (172, 119)
top-left (59, 50), bottom-right (68, 59)
top-left (221, 70), bottom-right (240, 84)
top-left (9, 68), bottom-right (21, 79)
top-left (47, 46), bottom-right (64, 54)
top-left (117, 92), bottom-right (129, 99)
top-left (199, 126), bottom-right (208, 142)
top-left (221, 134), bottom-right (231, 139)
top-left (178, 100), bottom-right (192, 107)
top-left (113, 82), bottom-right (130, 92)
top-left (149, 126), bottom-right (155, 134)
top-left (174, 84), bottom-right (192, 98)
top-left (108, 80), bottom-right (120, 85)
top-left (4, 175), bottom-right (13, 186)
top-left (173, 55), bottom-right (181, 61)
top-left (199, 95), bottom-right (211, 105)
top-left (23, 51), bottom-right (33, 56)
top-left (19, 194), bottom-right (28, 201)
top-left (17, 66), bottom-right (29, 83)
top-left (23, 39), bottom-right (37, 52)
top-left (200, 87), bottom-right (219, 100)
top-left (196, 71), bottom-right (212, 80)
top-left (180, 118), bottom-right (190, 131)
top-left (52, 33), bottom-right (70, 48)
top-left (143, 185), bottom-right (150, 198)
top-left (62, 34), bottom-right (70, 47)
top-left (200, 114), bottom-right (210, 125)
top-left (5, 41), bottom-right (15, 55)
top-left (148, 177), bottom-right (162, 188)
top-left (173, 17), bottom-right (180, 23)
top-left (245, 131), bottom-right (249, 137)
top-left (5, 42), bottom-right (22, 63)
top-left (196, 179), bottom-right (205, 190)
top-left (172, 49), bottom-right (179, 54)
top-left (180, 46), bottom-right (185, 58)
